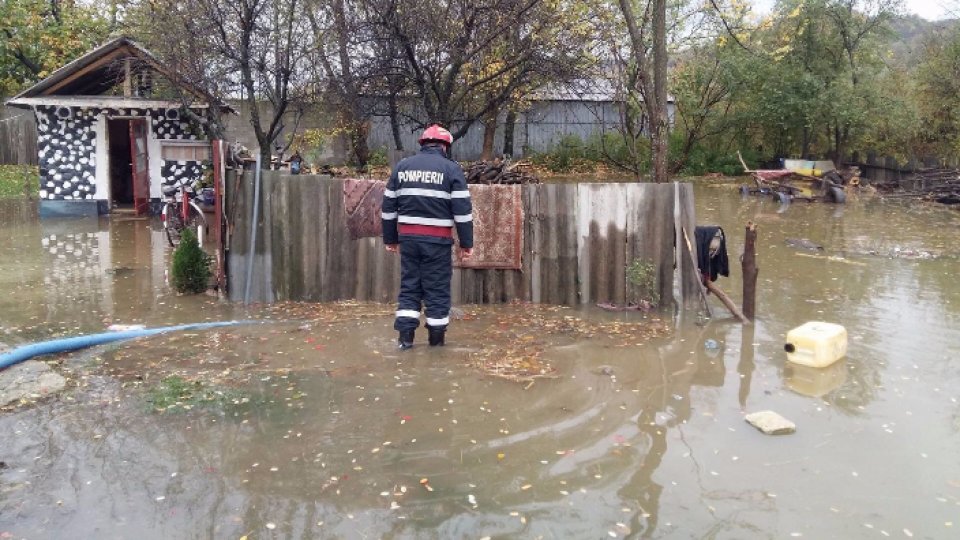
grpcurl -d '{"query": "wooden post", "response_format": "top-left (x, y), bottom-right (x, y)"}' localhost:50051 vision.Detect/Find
top-left (742, 221), bottom-right (758, 320)
top-left (123, 58), bottom-right (132, 97)
top-left (212, 140), bottom-right (226, 294)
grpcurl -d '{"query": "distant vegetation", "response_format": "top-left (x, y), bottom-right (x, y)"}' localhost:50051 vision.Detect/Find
top-left (4, 1), bottom-right (960, 177)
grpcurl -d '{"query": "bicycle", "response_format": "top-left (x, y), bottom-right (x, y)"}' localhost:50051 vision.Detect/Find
top-left (160, 180), bottom-right (208, 248)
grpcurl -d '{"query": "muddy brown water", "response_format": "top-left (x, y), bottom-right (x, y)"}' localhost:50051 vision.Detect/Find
top-left (1, 187), bottom-right (959, 539)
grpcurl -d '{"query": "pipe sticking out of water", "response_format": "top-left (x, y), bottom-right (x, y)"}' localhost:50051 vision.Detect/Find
top-left (0, 321), bottom-right (252, 370)
top-left (243, 153), bottom-right (263, 304)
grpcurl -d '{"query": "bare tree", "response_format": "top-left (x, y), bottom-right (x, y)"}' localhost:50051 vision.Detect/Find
top-left (305, 0), bottom-right (381, 169)
top-left (135, 0), bottom-right (313, 168)
top-left (371, 0), bottom-right (584, 147)
top-left (617, 0), bottom-right (670, 183)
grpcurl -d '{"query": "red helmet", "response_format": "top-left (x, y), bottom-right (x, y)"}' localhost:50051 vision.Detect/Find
top-left (418, 124), bottom-right (453, 146)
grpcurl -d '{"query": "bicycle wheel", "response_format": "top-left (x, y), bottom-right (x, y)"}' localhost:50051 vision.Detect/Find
top-left (162, 203), bottom-right (184, 247)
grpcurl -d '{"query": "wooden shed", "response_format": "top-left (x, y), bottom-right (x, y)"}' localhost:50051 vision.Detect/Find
top-left (5, 37), bottom-right (227, 217)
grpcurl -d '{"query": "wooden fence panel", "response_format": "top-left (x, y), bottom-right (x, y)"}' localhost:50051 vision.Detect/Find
top-left (0, 110), bottom-right (38, 165)
top-left (625, 183), bottom-right (670, 306)
top-left (227, 172), bottom-right (699, 309)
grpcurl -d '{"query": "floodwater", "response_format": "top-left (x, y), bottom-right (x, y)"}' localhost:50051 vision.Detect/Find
top-left (1, 186), bottom-right (959, 539)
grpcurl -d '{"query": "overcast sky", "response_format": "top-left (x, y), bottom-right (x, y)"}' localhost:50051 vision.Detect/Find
top-left (752, 0), bottom-right (954, 20)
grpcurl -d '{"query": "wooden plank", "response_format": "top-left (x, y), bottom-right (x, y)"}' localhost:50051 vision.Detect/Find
top-left (328, 178), bottom-right (348, 301)
top-left (225, 169), bottom-right (247, 301)
top-left (450, 266), bottom-right (464, 304)
top-left (354, 236), bottom-right (369, 300)
top-left (316, 177), bottom-right (333, 301)
top-left (678, 183), bottom-right (700, 310)
top-left (261, 172), bottom-right (276, 302)
top-left (557, 184), bottom-right (579, 306)
top-left (42, 49), bottom-right (126, 95)
top-left (656, 184), bottom-right (674, 307)
top-left (539, 184), bottom-right (559, 304)
top-left (525, 184), bottom-right (542, 303)
top-left (288, 178), bottom-right (305, 301)
top-left (484, 269), bottom-right (503, 303)
top-left (577, 183), bottom-right (628, 305)
top-left (301, 176), bottom-right (322, 300)
top-left (502, 268), bottom-right (518, 303)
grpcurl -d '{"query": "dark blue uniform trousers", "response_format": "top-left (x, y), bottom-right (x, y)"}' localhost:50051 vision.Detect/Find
top-left (395, 239), bottom-right (452, 332)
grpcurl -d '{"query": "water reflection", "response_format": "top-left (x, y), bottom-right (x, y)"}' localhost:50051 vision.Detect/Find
top-left (0, 203), bottom-right (226, 342)
top-left (2, 188), bottom-right (960, 539)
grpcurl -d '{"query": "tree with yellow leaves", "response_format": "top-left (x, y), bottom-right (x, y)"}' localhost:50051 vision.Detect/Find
top-left (0, 0), bottom-right (111, 96)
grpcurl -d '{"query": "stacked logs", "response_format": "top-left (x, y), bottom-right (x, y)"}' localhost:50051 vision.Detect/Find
top-left (465, 159), bottom-right (540, 185)
top-left (876, 168), bottom-right (960, 205)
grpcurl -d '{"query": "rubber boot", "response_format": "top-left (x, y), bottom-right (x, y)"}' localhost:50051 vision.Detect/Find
top-left (398, 329), bottom-right (415, 350)
top-left (427, 326), bottom-right (446, 347)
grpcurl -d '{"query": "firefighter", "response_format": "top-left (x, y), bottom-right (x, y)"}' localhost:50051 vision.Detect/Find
top-left (381, 124), bottom-right (473, 349)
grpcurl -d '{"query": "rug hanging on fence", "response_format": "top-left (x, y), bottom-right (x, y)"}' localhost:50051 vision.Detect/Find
top-left (343, 178), bottom-right (386, 240)
top-left (454, 184), bottom-right (523, 270)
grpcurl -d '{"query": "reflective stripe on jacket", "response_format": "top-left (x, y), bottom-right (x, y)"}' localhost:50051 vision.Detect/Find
top-left (381, 145), bottom-right (473, 248)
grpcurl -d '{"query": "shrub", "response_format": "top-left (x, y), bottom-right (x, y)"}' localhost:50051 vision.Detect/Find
top-left (627, 259), bottom-right (659, 306)
top-left (529, 133), bottom-right (652, 175)
top-left (368, 147), bottom-right (388, 168)
top-left (673, 136), bottom-right (764, 177)
top-left (171, 228), bottom-right (211, 294)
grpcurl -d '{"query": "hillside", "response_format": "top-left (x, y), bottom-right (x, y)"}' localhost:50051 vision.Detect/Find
top-left (890, 14), bottom-right (959, 66)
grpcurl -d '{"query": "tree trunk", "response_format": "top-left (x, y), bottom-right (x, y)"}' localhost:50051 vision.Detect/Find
top-left (480, 110), bottom-right (497, 161)
top-left (258, 141), bottom-right (272, 170)
top-left (651, 0), bottom-right (669, 183)
top-left (388, 90), bottom-right (404, 151)
top-left (503, 108), bottom-right (517, 157)
top-left (351, 120), bottom-right (370, 171)
top-left (741, 221), bottom-right (758, 321)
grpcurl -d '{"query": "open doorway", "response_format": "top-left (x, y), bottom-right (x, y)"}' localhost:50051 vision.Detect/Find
top-left (108, 118), bottom-right (150, 215)
top-left (108, 119), bottom-right (134, 210)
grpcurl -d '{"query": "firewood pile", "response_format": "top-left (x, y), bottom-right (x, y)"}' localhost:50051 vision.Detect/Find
top-left (875, 168), bottom-right (960, 205)
top-left (465, 159), bottom-right (540, 184)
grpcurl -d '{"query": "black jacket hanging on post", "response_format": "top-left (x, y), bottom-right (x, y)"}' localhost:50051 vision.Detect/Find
top-left (694, 225), bottom-right (729, 282)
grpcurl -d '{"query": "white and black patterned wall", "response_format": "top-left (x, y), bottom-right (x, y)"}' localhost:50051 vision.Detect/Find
top-left (34, 105), bottom-right (207, 201)
top-left (161, 160), bottom-right (204, 188)
top-left (35, 106), bottom-right (98, 200)
top-left (151, 108), bottom-right (206, 190)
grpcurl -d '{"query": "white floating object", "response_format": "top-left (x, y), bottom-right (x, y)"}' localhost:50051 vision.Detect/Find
top-left (745, 410), bottom-right (796, 435)
top-left (785, 321), bottom-right (847, 367)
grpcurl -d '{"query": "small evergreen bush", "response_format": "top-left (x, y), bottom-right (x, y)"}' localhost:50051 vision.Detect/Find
top-left (171, 228), bottom-right (211, 294)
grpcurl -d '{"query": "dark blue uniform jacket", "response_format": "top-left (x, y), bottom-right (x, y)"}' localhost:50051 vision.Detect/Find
top-left (381, 145), bottom-right (473, 248)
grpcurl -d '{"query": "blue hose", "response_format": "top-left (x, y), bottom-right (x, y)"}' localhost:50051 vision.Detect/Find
top-left (0, 321), bottom-right (253, 370)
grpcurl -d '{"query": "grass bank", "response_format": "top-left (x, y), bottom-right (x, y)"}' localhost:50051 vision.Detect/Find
top-left (0, 165), bottom-right (39, 198)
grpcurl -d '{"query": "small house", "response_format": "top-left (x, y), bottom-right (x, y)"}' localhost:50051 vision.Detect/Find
top-left (5, 37), bottom-right (228, 217)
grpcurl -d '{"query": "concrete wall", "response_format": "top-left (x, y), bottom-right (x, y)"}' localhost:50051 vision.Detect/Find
top-left (223, 98), bottom-right (676, 164)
